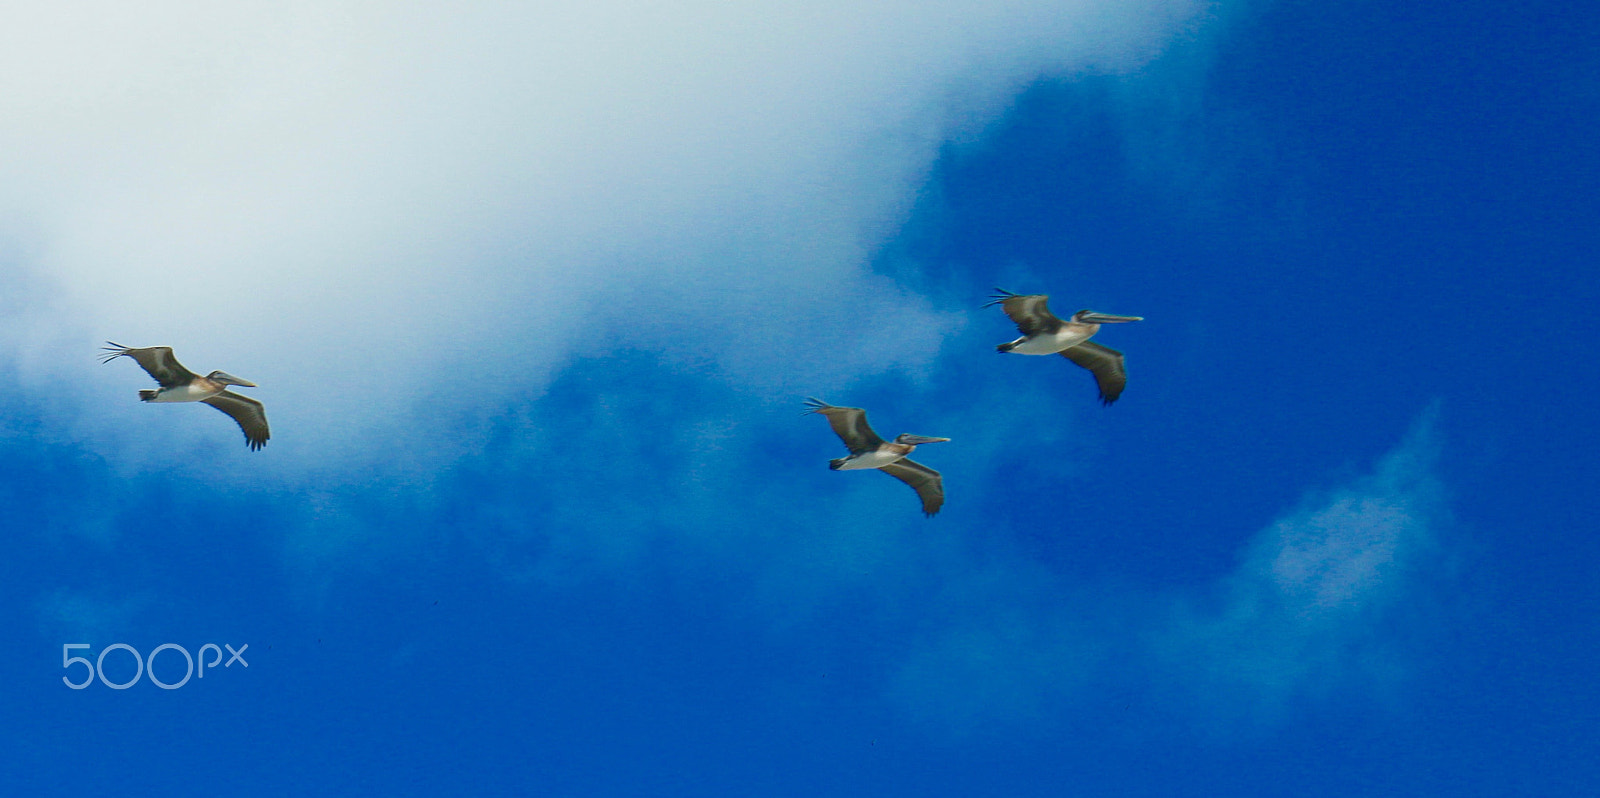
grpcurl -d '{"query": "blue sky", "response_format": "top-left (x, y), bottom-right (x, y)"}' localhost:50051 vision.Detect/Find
top-left (4, 0), bottom-right (1597, 794)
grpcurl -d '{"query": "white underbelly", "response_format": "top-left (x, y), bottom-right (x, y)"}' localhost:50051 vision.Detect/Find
top-left (1010, 329), bottom-right (1090, 355)
top-left (836, 449), bottom-right (907, 470)
top-left (150, 384), bottom-right (220, 402)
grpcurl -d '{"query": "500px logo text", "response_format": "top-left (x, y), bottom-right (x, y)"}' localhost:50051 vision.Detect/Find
top-left (62, 643), bottom-right (249, 690)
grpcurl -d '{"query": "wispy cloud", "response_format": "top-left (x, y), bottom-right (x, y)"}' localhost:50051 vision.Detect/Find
top-left (1154, 410), bottom-right (1447, 721)
top-left (887, 410), bottom-right (1450, 728)
top-left (36, 587), bottom-right (152, 644)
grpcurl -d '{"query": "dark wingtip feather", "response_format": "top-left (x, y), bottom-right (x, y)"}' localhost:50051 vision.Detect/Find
top-left (980, 287), bottom-right (1020, 309)
top-left (99, 342), bottom-right (131, 364)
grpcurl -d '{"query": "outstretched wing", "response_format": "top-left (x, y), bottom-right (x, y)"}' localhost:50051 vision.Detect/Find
top-left (101, 343), bottom-right (198, 388)
top-left (201, 390), bottom-right (271, 451)
top-left (803, 397), bottom-right (886, 454)
top-left (984, 289), bottom-right (1062, 336)
top-left (880, 458), bottom-right (944, 517)
top-left (1061, 341), bottom-right (1128, 405)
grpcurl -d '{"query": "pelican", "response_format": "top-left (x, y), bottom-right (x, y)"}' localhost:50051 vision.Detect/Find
top-left (985, 288), bottom-right (1143, 405)
top-left (803, 398), bottom-right (948, 517)
top-left (100, 342), bottom-right (270, 450)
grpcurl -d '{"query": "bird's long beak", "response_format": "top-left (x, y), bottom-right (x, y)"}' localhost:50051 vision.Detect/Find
top-left (213, 372), bottom-right (257, 388)
top-left (900, 435), bottom-right (951, 445)
top-left (1079, 312), bottom-right (1143, 323)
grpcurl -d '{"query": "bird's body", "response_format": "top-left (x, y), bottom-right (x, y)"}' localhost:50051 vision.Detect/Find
top-left (804, 398), bottom-right (948, 516)
top-left (985, 289), bottom-right (1143, 404)
top-left (140, 379), bottom-right (230, 403)
top-left (998, 324), bottom-right (1098, 356)
top-left (830, 446), bottom-right (918, 471)
top-left (101, 343), bottom-right (270, 450)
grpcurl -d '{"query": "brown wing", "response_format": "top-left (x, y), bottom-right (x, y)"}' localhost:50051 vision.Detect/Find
top-left (880, 458), bottom-right (944, 517)
top-left (984, 289), bottom-right (1063, 336)
top-left (201, 391), bottom-right (271, 451)
top-left (803, 398), bottom-right (886, 454)
top-left (1061, 341), bottom-right (1128, 405)
top-left (101, 342), bottom-right (198, 388)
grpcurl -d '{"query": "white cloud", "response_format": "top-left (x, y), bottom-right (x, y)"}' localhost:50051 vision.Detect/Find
top-left (1, 0), bottom-right (1210, 473)
top-left (1156, 411), bottom-right (1447, 720)
top-left (886, 411), bottom-right (1450, 728)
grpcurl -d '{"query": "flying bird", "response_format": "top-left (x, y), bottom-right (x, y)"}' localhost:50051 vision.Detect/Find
top-left (803, 398), bottom-right (948, 517)
top-left (101, 343), bottom-right (270, 450)
top-left (985, 288), bottom-right (1143, 404)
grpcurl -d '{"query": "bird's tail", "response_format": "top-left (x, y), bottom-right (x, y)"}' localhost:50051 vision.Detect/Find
top-left (828, 458), bottom-right (846, 471)
top-left (139, 389), bottom-right (157, 402)
top-left (996, 342), bottom-right (1015, 353)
